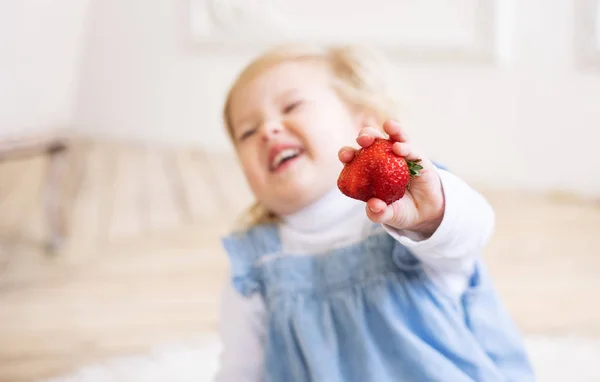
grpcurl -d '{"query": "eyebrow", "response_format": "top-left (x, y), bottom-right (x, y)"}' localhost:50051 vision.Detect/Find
top-left (276, 89), bottom-right (300, 103)
top-left (231, 113), bottom-right (254, 132)
top-left (230, 106), bottom-right (256, 133)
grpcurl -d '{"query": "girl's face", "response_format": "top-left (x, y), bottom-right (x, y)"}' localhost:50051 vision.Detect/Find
top-left (228, 60), bottom-right (365, 217)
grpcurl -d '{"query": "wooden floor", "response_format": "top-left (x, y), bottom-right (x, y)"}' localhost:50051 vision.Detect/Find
top-left (0, 138), bottom-right (599, 382)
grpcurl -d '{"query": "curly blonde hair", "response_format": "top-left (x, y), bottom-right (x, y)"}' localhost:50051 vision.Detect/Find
top-left (222, 44), bottom-right (403, 229)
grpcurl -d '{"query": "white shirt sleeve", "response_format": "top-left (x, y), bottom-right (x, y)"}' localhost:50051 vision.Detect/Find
top-left (213, 279), bottom-right (266, 382)
top-left (383, 169), bottom-right (496, 299)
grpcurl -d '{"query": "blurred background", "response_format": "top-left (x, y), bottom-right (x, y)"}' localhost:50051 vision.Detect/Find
top-left (1, 0), bottom-right (599, 381)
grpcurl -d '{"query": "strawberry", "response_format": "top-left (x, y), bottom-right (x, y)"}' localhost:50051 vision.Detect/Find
top-left (337, 138), bottom-right (422, 204)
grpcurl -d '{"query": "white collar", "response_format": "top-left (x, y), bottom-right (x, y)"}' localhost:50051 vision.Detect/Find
top-left (281, 187), bottom-right (364, 233)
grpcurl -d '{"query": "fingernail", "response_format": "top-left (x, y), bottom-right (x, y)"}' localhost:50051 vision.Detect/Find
top-left (368, 205), bottom-right (380, 213)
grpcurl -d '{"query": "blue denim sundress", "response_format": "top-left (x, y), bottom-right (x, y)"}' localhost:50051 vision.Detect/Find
top-left (222, 222), bottom-right (534, 382)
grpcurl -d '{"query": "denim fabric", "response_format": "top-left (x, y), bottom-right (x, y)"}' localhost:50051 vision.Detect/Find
top-left (222, 223), bottom-right (534, 382)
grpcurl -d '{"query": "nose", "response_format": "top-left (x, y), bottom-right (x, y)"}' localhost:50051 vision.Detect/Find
top-left (261, 120), bottom-right (282, 142)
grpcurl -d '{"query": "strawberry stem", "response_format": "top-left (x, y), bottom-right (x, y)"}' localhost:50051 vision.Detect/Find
top-left (407, 159), bottom-right (423, 177)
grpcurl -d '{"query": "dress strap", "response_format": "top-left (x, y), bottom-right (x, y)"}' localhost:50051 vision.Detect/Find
top-left (221, 224), bottom-right (282, 296)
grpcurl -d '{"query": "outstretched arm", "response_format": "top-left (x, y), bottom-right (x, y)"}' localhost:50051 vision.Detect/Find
top-left (338, 120), bottom-right (495, 298)
top-left (384, 168), bottom-right (495, 298)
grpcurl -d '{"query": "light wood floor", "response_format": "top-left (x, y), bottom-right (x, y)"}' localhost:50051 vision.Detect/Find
top-left (0, 138), bottom-right (599, 382)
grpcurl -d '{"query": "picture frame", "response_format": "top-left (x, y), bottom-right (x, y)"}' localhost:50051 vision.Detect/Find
top-left (575, 0), bottom-right (600, 69)
top-left (187, 0), bottom-right (502, 64)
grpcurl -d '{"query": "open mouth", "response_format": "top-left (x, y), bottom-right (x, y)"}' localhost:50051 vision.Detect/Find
top-left (269, 147), bottom-right (304, 172)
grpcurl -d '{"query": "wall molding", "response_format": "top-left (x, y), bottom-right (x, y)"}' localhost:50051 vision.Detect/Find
top-left (188, 0), bottom-right (501, 64)
top-left (575, 0), bottom-right (600, 70)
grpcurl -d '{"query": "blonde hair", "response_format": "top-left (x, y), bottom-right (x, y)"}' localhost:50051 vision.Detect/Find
top-left (223, 43), bottom-right (403, 229)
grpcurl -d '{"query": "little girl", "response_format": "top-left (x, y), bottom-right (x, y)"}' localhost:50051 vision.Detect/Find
top-left (214, 44), bottom-right (534, 381)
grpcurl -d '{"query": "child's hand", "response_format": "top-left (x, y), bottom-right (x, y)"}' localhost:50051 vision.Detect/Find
top-left (338, 120), bottom-right (445, 238)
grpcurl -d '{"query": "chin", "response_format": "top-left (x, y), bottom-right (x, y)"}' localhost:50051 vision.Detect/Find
top-left (263, 184), bottom-right (320, 216)
top-left (260, 161), bottom-right (338, 214)
top-left (293, 182), bottom-right (333, 207)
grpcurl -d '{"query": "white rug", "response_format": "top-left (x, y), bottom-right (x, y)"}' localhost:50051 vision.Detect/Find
top-left (40, 334), bottom-right (600, 382)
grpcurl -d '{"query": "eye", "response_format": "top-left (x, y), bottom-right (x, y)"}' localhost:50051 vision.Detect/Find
top-left (283, 100), bottom-right (302, 114)
top-left (238, 126), bottom-right (257, 141)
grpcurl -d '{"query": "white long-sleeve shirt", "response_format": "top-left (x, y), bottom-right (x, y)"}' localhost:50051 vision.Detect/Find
top-left (214, 169), bottom-right (495, 382)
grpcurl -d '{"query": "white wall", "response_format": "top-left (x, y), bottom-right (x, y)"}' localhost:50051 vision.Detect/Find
top-left (74, 0), bottom-right (247, 147)
top-left (74, 0), bottom-right (600, 196)
top-left (0, 0), bottom-right (91, 137)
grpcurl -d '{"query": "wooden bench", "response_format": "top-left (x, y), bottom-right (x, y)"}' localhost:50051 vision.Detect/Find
top-left (0, 131), bottom-right (70, 254)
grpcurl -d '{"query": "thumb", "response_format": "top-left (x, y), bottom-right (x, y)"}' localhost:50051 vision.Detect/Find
top-left (365, 199), bottom-right (396, 225)
top-left (366, 197), bottom-right (414, 229)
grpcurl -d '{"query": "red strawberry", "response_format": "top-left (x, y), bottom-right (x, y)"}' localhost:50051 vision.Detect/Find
top-left (337, 138), bottom-right (422, 204)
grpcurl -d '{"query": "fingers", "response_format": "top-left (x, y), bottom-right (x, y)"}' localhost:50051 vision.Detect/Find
top-left (383, 120), bottom-right (410, 143)
top-left (356, 126), bottom-right (386, 148)
top-left (343, 121), bottom-right (416, 164)
top-left (392, 142), bottom-right (421, 162)
top-left (355, 121), bottom-right (409, 148)
top-left (339, 124), bottom-right (386, 163)
top-left (338, 146), bottom-right (356, 163)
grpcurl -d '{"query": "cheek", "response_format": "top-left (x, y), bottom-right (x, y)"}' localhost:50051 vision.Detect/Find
top-left (303, 127), bottom-right (355, 163)
top-left (237, 150), bottom-right (263, 187)
top-left (321, 103), bottom-right (361, 141)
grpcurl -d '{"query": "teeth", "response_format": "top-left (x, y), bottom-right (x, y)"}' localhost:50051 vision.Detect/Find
top-left (271, 148), bottom-right (300, 170)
